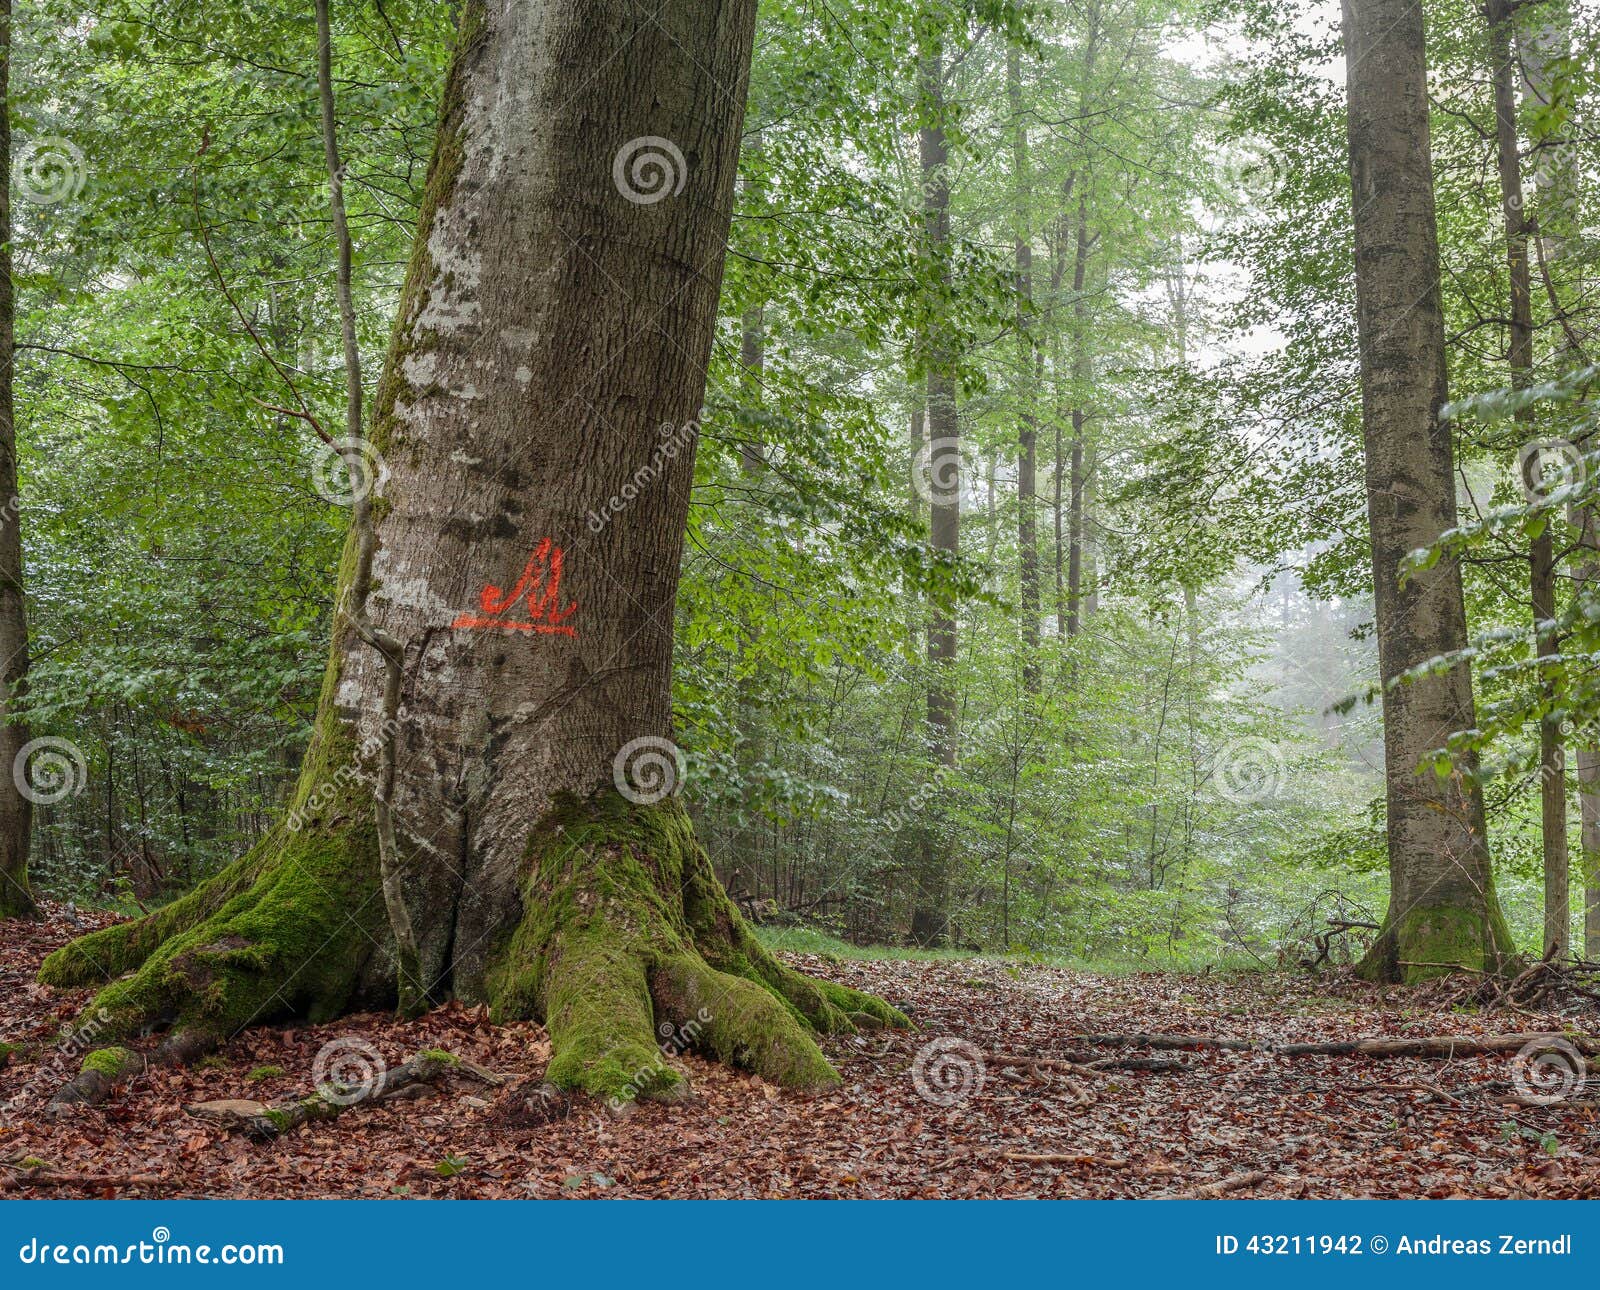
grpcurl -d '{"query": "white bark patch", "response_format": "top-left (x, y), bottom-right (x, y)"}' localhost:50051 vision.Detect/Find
top-left (401, 350), bottom-right (441, 389)
top-left (414, 221), bottom-right (483, 335)
top-left (370, 560), bottom-right (457, 620)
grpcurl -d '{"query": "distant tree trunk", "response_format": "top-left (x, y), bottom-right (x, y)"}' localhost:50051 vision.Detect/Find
top-left (1009, 45), bottom-right (1040, 691)
top-left (1051, 325), bottom-right (1067, 637)
top-left (1065, 193), bottom-right (1091, 639)
top-left (1515, 0), bottom-right (1595, 957)
top-left (734, 295), bottom-right (767, 898)
top-left (0, 0), bottom-right (34, 921)
top-left (1343, 0), bottom-right (1515, 980)
top-left (1084, 450), bottom-right (1100, 618)
top-left (908, 395), bottom-right (924, 523)
top-left (912, 34), bottom-right (957, 946)
top-left (1487, 0), bottom-right (1567, 957)
top-left (40, 0), bottom-right (902, 1096)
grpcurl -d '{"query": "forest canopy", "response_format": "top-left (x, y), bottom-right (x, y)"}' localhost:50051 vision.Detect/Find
top-left (0, 0), bottom-right (1596, 988)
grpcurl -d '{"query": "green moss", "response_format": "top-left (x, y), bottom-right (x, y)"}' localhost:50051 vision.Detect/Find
top-left (416, 1049), bottom-right (459, 1066)
top-left (18, 1156), bottom-right (46, 1171)
top-left (651, 953), bottom-right (838, 1090)
top-left (0, 1041), bottom-right (25, 1065)
top-left (484, 790), bottom-right (906, 1102)
top-left (39, 830), bottom-right (283, 989)
top-left (0, 869), bottom-right (34, 919)
top-left (44, 514), bottom-right (390, 1036)
top-left (80, 1046), bottom-right (140, 1080)
top-left (73, 809), bottom-right (383, 1046)
top-left (1359, 898), bottom-right (1520, 984)
top-left (246, 1065), bottom-right (287, 1082)
top-left (1397, 904), bottom-right (1512, 982)
top-left (263, 1107), bottom-right (292, 1132)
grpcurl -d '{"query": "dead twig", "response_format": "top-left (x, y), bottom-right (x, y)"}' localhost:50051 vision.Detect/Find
top-left (1156, 1169), bottom-right (1273, 1199)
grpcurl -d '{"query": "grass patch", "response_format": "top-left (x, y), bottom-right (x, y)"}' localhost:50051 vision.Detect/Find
top-left (751, 925), bottom-right (1268, 975)
top-left (247, 1065), bottom-right (287, 1082)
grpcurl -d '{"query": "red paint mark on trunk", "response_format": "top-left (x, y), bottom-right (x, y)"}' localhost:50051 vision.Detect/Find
top-left (451, 539), bottom-right (579, 636)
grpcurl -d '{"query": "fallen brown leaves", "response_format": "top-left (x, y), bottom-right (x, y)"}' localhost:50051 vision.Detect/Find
top-left (2, 905), bottom-right (1597, 1199)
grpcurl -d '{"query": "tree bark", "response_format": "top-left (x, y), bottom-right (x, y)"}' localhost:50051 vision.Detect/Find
top-left (1008, 45), bottom-right (1040, 692)
top-left (1514, 0), bottom-right (1596, 957)
top-left (912, 34), bottom-right (957, 947)
top-left (0, 0), bottom-right (33, 921)
top-left (1487, 0), bottom-right (1567, 958)
top-left (1066, 193), bottom-right (1090, 640)
top-left (1343, 0), bottom-right (1515, 981)
top-left (39, 0), bottom-right (903, 1101)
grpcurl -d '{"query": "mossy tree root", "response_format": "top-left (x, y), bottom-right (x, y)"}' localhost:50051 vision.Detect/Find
top-left (38, 816), bottom-right (387, 1054)
top-left (37, 784), bottom-right (906, 1109)
top-left (487, 791), bottom-right (908, 1104)
top-left (49, 1046), bottom-right (144, 1109)
top-left (1356, 901), bottom-right (1520, 984)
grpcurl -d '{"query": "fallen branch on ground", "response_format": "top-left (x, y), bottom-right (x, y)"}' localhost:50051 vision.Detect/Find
top-left (1, 1167), bottom-right (163, 1191)
top-left (1301, 918), bottom-right (1380, 969)
top-left (48, 1046), bottom-right (144, 1111)
top-left (187, 1050), bottom-right (505, 1139)
top-left (1001, 1152), bottom-right (1131, 1167)
top-left (1066, 1031), bottom-right (1600, 1059)
top-left (1156, 1169), bottom-right (1272, 1199)
top-left (990, 1052), bottom-right (1187, 1074)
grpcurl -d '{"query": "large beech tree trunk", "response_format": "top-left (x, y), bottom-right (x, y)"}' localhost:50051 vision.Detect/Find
top-left (1343, 0), bottom-right (1515, 981)
top-left (0, 0), bottom-right (33, 922)
top-left (40, 0), bottom-right (902, 1101)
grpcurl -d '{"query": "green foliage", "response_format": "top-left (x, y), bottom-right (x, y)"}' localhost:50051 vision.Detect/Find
top-left (21, 0), bottom-right (1585, 971)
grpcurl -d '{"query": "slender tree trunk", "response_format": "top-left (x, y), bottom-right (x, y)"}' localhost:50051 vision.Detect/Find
top-left (908, 395), bottom-right (924, 525)
top-left (1051, 328), bottom-right (1067, 638)
top-left (0, 0), bottom-right (33, 920)
top-left (912, 36), bottom-right (957, 947)
top-left (733, 296), bottom-right (767, 897)
top-left (1582, 742), bottom-right (1600, 958)
top-left (1009, 46), bottom-right (1040, 691)
top-left (1066, 193), bottom-right (1090, 640)
top-left (1487, 0), bottom-right (1567, 957)
top-left (1515, 0), bottom-right (1597, 957)
top-left (1084, 449), bottom-right (1100, 619)
top-left (40, 0), bottom-right (902, 1098)
top-left (1343, 0), bottom-right (1515, 980)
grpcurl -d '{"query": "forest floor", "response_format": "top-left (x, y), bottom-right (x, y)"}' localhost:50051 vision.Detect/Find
top-left (2, 902), bottom-right (1597, 1198)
